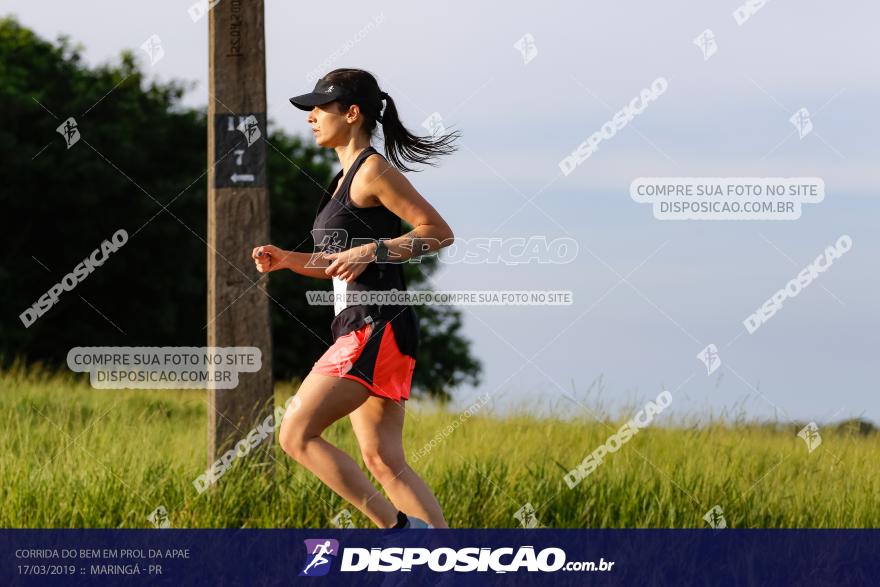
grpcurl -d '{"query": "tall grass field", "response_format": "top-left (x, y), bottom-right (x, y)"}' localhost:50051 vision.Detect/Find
top-left (2, 363), bottom-right (878, 528)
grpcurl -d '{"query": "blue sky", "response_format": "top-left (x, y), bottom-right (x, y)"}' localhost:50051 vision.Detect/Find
top-left (8, 1), bottom-right (879, 423)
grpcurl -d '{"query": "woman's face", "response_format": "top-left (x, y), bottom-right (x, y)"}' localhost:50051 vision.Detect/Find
top-left (307, 101), bottom-right (355, 147)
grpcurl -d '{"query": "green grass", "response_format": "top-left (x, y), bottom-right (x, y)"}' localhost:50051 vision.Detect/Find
top-left (2, 362), bottom-right (878, 528)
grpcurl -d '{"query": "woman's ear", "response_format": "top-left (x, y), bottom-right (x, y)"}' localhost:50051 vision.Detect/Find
top-left (346, 104), bottom-right (361, 123)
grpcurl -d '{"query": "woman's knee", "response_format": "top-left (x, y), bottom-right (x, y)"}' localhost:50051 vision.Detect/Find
top-left (278, 416), bottom-right (314, 461)
top-left (361, 447), bottom-right (407, 484)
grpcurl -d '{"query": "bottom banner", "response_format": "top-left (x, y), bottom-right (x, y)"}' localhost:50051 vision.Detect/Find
top-left (3, 529), bottom-right (878, 585)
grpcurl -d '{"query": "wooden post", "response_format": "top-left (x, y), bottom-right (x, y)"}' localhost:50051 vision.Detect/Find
top-left (206, 0), bottom-right (274, 468)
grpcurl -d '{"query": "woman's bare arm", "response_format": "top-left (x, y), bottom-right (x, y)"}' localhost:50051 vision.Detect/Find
top-left (252, 245), bottom-right (334, 279)
top-left (279, 250), bottom-right (334, 280)
top-left (358, 156), bottom-right (455, 262)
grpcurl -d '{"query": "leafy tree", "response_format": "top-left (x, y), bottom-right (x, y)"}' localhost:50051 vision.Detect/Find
top-left (0, 16), bottom-right (480, 399)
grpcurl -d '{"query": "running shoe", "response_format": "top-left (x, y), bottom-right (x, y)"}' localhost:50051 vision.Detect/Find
top-left (403, 515), bottom-right (434, 529)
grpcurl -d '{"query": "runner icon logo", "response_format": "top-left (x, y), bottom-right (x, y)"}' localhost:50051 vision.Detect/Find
top-left (300, 539), bottom-right (339, 577)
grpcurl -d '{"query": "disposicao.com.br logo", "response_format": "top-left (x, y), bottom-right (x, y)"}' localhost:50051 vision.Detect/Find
top-left (299, 538), bottom-right (614, 575)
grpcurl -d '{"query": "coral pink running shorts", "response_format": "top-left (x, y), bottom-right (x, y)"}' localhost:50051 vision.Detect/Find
top-left (310, 318), bottom-right (416, 402)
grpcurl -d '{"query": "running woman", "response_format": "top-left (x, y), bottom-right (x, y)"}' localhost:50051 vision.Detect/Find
top-left (251, 68), bottom-right (459, 529)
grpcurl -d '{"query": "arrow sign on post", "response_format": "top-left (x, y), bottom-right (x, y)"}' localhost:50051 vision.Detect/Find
top-left (213, 112), bottom-right (267, 188)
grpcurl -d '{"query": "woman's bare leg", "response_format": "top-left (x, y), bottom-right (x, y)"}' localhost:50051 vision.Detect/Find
top-left (349, 395), bottom-right (449, 528)
top-left (278, 373), bottom-right (399, 528)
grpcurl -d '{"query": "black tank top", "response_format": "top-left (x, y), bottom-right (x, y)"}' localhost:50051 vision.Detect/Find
top-left (312, 146), bottom-right (419, 357)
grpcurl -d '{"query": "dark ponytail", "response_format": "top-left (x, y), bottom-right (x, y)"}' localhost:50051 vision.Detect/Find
top-left (323, 68), bottom-right (461, 173)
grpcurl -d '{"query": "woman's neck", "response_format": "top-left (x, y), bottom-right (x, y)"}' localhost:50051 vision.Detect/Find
top-left (335, 139), bottom-right (372, 175)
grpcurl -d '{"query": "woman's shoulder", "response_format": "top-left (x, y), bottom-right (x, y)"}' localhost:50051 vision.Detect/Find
top-left (359, 149), bottom-right (394, 177)
top-left (350, 151), bottom-right (400, 207)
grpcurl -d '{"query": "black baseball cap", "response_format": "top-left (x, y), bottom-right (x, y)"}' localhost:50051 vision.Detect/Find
top-left (289, 78), bottom-right (349, 111)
